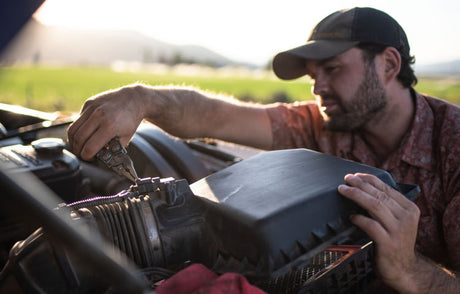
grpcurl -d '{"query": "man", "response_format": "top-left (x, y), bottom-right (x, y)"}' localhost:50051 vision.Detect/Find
top-left (68, 7), bottom-right (460, 293)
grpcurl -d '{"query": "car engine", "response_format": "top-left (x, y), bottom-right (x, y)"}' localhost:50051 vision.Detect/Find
top-left (0, 104), bottom-right (419, 293)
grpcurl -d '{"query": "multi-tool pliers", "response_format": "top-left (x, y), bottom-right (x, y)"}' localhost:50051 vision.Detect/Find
top-left (96, 137), bottom-right (138, 184)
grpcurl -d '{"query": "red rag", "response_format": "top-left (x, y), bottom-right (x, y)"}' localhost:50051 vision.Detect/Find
top-left (155, 264), bottom-right (266, 294)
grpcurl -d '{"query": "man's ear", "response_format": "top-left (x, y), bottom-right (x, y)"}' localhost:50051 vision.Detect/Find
top-left (382, 47), bottom-right (401, 83)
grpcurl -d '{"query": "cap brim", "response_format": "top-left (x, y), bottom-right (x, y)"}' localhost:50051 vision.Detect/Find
top-left (272, 40), bottom-right (359, 80)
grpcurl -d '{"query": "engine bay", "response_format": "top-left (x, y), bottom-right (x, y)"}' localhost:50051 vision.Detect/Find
top-left (0, 104), bottom-right (419, 293)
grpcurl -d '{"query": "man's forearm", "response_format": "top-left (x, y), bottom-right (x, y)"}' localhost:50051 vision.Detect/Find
top-left (397, 253), bottom-right (459, 294)
top-left (137, 84), bottom-right (273, 149)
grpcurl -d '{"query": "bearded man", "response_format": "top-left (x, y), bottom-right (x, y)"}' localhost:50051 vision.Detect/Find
top-left (68, 7), bottom-right (460, 293)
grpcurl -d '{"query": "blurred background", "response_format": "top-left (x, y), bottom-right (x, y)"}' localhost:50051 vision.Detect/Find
top-left (1, 0), bottom-right (459, 113)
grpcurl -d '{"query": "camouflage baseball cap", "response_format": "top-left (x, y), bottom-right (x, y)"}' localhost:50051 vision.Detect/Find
top-left (272, 7), bottom-right (410, 80)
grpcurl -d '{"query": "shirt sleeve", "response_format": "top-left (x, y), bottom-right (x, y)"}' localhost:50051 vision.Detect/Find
top-left (443, 171), bottom-right (460, 271)
top-left (265, 101), bottom-right (323, 150)
top-left (440, 103), bottom-right (460, 271)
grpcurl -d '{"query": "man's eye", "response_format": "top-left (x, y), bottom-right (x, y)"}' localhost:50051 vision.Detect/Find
top-left (325, 66), bottom-right (338, 73)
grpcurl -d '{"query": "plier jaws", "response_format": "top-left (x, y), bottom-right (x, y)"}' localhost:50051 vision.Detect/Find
top-left (96, 137), bottom-right (138, 183)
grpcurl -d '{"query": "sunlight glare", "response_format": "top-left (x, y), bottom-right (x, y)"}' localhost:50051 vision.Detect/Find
top-left (33, 0), bottom-right (460, 66)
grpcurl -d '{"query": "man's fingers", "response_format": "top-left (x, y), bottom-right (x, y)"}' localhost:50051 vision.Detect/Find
top-left (344, 174), bottom-right (390, 202)
top-left (349, 214), bottom-right (389, 244)
top-left (68, 118), bottom-right (92, 157)
top-left (67, 100), bottom-right (99, 151)
top-left (354, 173), bottom-right (415, 210)
top-left (338, 182), bottom-right (398, 233)
top-left (79, 128), bottom-right (115, 161)
top-left (339, 173), bottom-right (421, 237)
top-left (68, 104), bottom-right (118, 160)
top-left (68, 119), bottom-right (99, 158)
top-left (342, 174), bottom-right (404, 217)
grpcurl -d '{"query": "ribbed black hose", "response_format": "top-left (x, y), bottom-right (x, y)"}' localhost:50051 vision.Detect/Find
top-left (78, 196), bottom-right (164, 268)
top-left (0, 165), bottom-right (148, 293)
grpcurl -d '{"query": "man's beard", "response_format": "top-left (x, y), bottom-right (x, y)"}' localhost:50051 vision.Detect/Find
top-left (320, 64), bottom-right (387, 132)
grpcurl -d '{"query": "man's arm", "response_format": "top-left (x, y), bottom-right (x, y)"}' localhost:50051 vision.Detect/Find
top-left (338, 173), bottom-right (460, 293)
top-left (67, 83), bottom-right (273, 160)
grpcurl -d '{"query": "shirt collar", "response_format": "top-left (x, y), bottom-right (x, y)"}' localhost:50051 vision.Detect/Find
top-left (350, 90), bottom-right (434, 170)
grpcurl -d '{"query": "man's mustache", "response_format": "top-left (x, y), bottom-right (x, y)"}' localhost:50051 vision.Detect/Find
top-left (319, 94), bottom-right (340, 104)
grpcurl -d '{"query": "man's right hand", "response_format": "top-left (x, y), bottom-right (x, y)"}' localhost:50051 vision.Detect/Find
top-left (68, 83), bottom-right (273, 161)
top-left (67, 84), bottom-right (147, 161)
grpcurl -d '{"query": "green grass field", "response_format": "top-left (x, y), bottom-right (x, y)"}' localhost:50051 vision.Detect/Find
top-left (0, 66), bottom-right (459, 113)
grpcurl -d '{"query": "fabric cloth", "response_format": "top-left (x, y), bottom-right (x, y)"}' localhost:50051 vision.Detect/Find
top-left (154, 263), bottom-right (266, 294)
top-left (266, 90), bottom-right (460, 271)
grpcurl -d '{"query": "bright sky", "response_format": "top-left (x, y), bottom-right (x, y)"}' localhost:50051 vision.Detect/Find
top-left (34, 0), bottom-right (460, 66)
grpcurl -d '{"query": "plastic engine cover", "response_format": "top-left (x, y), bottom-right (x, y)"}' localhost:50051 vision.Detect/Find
top-left (190, 149), bottom-right (398, 277)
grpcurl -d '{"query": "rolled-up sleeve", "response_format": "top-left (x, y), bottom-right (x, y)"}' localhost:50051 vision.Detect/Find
top-left (265, 101), bottom-right (322, 150)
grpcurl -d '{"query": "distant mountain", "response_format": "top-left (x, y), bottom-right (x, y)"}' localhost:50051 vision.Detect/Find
top-left (2, 18), bottom-right (459, 76)
top-left (0, 18), bottom-right (246, 67)
top-left (415, 60), bottom-right (460, 77)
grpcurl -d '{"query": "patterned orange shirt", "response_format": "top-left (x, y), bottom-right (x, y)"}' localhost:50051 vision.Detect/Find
top-left (266, 90), bottom-right (460, 271)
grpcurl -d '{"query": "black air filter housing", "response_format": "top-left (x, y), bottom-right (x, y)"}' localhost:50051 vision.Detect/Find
top-left (191, 149), bottom-right (401, 277)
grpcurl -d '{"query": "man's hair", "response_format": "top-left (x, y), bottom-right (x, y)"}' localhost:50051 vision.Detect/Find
top-left (357, 43), bottom-right (418, 87)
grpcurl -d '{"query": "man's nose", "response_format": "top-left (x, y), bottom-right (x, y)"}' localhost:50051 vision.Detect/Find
top-left (312, 74), bottom-right (329, 96)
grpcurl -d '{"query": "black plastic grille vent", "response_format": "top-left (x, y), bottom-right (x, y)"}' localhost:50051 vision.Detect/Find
top-left (253, 244), bottom-right (374, 294)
